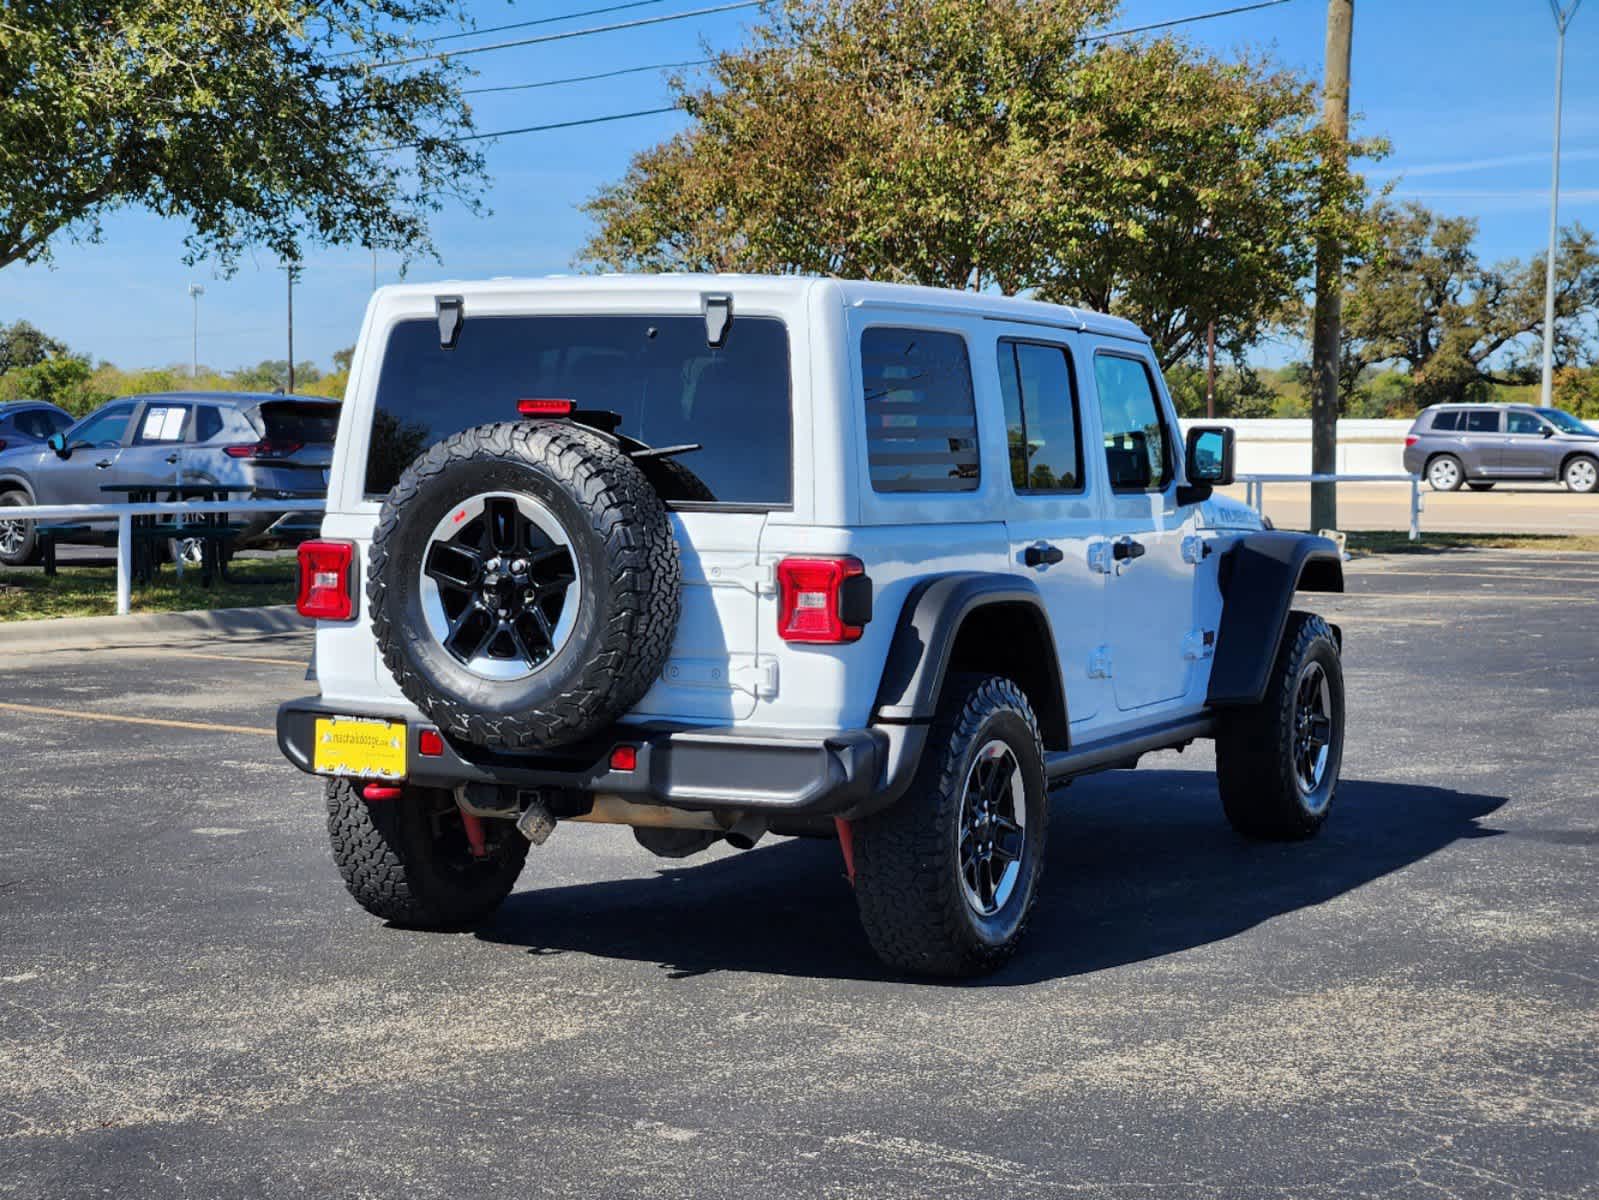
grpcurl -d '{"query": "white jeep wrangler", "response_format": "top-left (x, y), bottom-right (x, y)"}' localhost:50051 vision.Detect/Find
top-left (278, 275), bottom-right (1345, 977)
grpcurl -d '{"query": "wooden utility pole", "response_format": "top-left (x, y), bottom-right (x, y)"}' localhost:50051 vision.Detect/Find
top-left (1310, 0), bottom-right (1353, 533)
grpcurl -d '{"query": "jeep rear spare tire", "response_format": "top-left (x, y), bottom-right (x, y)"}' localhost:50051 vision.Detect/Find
top-left (367, 420), bottom-right (681, 749)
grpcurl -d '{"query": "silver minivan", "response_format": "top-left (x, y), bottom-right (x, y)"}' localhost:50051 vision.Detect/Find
top-left (1401, 403), bottom-right (1599, 493)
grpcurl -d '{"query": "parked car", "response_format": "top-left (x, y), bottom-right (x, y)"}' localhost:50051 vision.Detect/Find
top-left (1401, 402), bottom-right (1599, 493)
top-left (277, 275), bottom-right (1347, 978)
top-left (0, 400), bottom-right (74, 452)
top-left (0, 391), bottom-right (337, 566)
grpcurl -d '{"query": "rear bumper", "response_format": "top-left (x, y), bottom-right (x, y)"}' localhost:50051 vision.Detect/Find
top-left (276, 696), bottom-right (924, 820)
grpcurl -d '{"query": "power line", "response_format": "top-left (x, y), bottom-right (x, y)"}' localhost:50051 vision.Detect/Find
top-left (375, 105), bottom-right (680, 151)
top-left (454, 1), bottom-right (1295, 99)
top-left (375, 1), bottom-right (759, 68)
top-left (463, 57), bottom-right (712, 96)
top-left (1083, 0), bottom-right (1296, 42)
top-left (420, 0), bottom-right (670, 47)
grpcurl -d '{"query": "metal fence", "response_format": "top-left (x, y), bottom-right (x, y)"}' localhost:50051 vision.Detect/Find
top-left (1237, 473), bottom-right (1423, 542)
top-left (3, 499), bottom-right (324, 615)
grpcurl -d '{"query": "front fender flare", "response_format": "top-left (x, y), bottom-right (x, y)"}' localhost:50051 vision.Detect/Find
top-left (1207, 531), bottom-right (1344, 707)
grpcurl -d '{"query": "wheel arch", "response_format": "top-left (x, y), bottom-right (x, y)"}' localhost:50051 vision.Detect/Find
top-left (872, 572), bottom-right (1070, 750)
top-left (1208, 531), bottom-right (1344, 707)
top-left (1560, 448), bottom-right (1599, 476)
top-left (0, 473), bottom-right (36, 502)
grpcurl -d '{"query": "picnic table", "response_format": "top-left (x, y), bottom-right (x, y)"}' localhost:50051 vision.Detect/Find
top-left (97, 483), bottom-right (246, 586)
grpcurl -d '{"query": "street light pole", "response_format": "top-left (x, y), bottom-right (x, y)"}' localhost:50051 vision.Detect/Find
top-left (1539, 0), bottom-right (1582, 407)
top-left (187, 283), bottom-right (205, 379)
top-left (280, 263), bottom-right (300, 393)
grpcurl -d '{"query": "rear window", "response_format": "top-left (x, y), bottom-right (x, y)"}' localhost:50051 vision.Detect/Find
top-left (260, 401), bottom-right (339, 445)
top-left (365, 315), bottom-right (791, 505)
top-left (860, 327), bottom-right (979, 493)
top-left (1429, 410), bottom-right (1461, 431)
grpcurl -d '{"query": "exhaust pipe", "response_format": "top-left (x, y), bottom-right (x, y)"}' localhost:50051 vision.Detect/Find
top-left (724, 814), bottom-right (767, 851)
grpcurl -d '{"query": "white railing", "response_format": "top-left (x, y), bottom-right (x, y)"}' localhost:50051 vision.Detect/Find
top-left (1237, 473), bottom-right (1422, 542)
top-left (2, 499), bottom-right (324, 615)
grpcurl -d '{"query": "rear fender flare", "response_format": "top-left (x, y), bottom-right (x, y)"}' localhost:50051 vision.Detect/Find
top-left (872, 572), bottom-right (1069, 747)
top-left (1207, 531), bottom-right (1344, 707)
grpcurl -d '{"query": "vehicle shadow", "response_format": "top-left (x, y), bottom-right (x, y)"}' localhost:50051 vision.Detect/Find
top-left (475, 770), bottom-right (1507, 985)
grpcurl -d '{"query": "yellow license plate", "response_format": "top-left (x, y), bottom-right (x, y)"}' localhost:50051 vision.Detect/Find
top-left (313, 716), bottom-right (406, 779)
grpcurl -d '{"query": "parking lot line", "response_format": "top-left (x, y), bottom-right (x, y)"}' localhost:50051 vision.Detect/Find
top-left (0, 700), bottom-right (275, 737)
top-left (161, 650), bottom-right (309, 667)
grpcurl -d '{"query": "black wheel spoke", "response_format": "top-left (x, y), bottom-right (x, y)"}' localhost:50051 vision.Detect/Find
top-left (486, 497), bottom-right (522, 554)
top-left (424, 541), bottom-right (481, 591)
top-left (445, 605), bottom-right (492, 660)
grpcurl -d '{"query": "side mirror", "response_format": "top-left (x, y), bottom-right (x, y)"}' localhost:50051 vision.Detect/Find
top-left (46, 432), bottom-right (69, 458)
top-left (1541, 426), bottom-right (1555, 438)
top-left (1185, 425), bottom-right (1235, 486)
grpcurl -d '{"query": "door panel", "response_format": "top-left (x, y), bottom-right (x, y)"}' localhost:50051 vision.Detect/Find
top-left (118, 402), bottom-right (193, 490)
top-left (995, 335), bottom-right (1108, 728)
top-left (1501, 411), bottom-right (1557, 477)
top-left (1087, 351), bottom-right (1197, 712)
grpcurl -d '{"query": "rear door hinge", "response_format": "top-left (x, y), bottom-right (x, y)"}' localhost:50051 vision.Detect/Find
top-left (699, 557), bottom-right (776, 596)
top-left (1088, 542), bottom-right (1115, 575)
top-left (662, 654), bottom-right (778, 699)
top-left (1181, 535), bottom-right (1209, 565)
top-left (1182, 630), bottom-right (1216, 661)
top-left (1088, 646), bottom-right (1113, 678)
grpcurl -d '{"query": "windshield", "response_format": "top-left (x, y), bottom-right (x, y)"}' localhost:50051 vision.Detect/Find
top-left (1536, 408), bottom-right (1594, 435)
top-left (365, 314), bottom-right (792, 505)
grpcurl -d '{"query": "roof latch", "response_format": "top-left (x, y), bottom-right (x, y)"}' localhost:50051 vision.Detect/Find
top-left (702, 293), bottom-right (732, 348)
top-left (436, 295), bottom-right (464, 350)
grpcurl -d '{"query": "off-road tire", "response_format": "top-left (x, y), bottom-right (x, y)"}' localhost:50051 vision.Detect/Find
top-left (1215, 611), bottom-right (1344, 841)
top-left (367, 420), bottom-right (681, 749)
top-left (0, 492), bottom-right (40, 566)
top-left (1426, 454), bottom-right (1464, 492)
top-left (852, 674), bottom-right (1049, 978)
top-left (325, 779), bottom-right (529, 928)
top-left (1563, 455), bottom-right (1599, 495)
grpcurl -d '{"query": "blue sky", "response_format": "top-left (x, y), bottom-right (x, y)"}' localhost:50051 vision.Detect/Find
top-left (2, 0), bottom-right (1595, 374)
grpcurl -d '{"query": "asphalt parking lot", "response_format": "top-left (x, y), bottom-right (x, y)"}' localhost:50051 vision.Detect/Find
top-left (1, 550), bottom-right (1595, 1199)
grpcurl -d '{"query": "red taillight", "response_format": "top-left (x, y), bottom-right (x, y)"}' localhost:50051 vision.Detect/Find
top-left (225, 439), bottom-right (304, 459)
top-left (517, 398), bottom-right (575, 417)
top-left (296, 540), bottom-right (355, 620)
top-left (609, 745), bottom-right (638, 772)
top-left (776, 556), bottom-right (869, 644)
top-left (1404, 435), bottom-right (1419, 448)
top-left (418, 729), bottom-right (445, 758)
top-left (0, 439), bottom-right (7, 452)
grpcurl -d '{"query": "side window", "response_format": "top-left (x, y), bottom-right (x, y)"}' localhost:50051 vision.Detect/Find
top-left (861, 327), bottom-right (979, 493)
top-left (1462, 409), bottom-right (1500, 434)
top-left (1430, 410), bottom-right (1462, 432)
top-left (194, 406), bottom-right (225, 443)
top-left (21, 410), bottom-right (57, 438)
top-left (70, 404), bottom-right (135, 448)
top-left (1506, 411), bottom-right (1543, 435)
top-left (1093, 353), bottom-right (1170, 492)
top-left (997, 340), bottom-right (1083, 492)
top-left (134, 404), bottom-right (190, 445)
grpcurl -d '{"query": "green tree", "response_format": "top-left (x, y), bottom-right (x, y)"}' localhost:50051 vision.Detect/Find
top-left (0, 320), bottom-right (67, 373)
top-left (580, 0), bottom-right (1371, 367)
top-left (230, 360), bottom-right (321, 392)
top-left (0, 1), bottom-right (486, 273)
top-left (1337, 203), bottom-right (1599, 408)
top-left (1163, 362), bottom-right (1280, 420)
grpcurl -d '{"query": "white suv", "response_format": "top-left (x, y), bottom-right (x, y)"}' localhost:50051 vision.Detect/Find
top-left (278, 275), bottom-right (1347, 977)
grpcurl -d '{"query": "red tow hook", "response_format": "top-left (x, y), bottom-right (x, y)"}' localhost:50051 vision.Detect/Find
top-left (362, 783), bottom-right (403, 802)
top-left (459, 810), bottom-right (489, 860)
top-left (834, 817), bottom-right (856, 886)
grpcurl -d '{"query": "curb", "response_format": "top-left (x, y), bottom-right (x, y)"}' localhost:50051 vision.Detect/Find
top-left (0, 605), bottom-right (310, 654)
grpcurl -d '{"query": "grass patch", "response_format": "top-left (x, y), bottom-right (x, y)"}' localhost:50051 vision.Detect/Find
top-left (0, 555), bottom-right (295, 621)
top-left (1347, 530), bottom-right (1599, 556)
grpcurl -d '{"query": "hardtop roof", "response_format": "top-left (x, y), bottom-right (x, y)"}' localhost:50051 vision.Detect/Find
top-left (370, 273), bottom-right (1149, 344)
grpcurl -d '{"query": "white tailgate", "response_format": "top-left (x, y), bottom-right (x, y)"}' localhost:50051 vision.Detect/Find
top-left (626, 510), bottom-right (770, 724)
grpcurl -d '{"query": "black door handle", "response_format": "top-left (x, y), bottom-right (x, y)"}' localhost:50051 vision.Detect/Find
top-left (1113, 538), bottom-right (1146, 562)
top-left (1024, 543), bottom-right (1065, 567)
top-left (95, 459), bottom-right (114, 469)
top-left (164, 454), bottom-right (180, 464)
